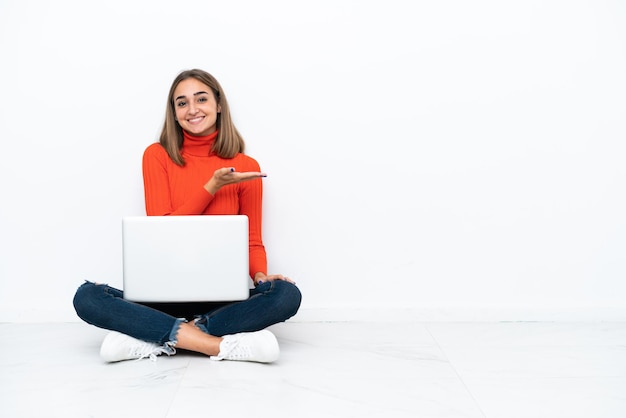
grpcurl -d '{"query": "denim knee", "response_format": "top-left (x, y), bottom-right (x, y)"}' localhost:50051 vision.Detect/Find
top-left (271, 280), bottom-right (302, 320)
top-left (73, 282), bottom-right (95, 323)
top-left (72, 281), bottom-right (111, 325)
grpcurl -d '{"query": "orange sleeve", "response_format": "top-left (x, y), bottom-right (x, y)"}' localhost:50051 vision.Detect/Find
top-left (142, 143), bottom-right (215, 216)
top-left (238, 157), bottom-right (267, 278)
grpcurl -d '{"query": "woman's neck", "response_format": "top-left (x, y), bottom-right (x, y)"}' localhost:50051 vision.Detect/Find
top-left (181, 130), bottom-right (218, 157)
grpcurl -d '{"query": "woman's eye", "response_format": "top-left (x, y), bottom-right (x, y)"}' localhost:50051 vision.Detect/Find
top-left (197, 97), bottom-right (207, 103)
top-left (176, 101), bottom-right (187, 107)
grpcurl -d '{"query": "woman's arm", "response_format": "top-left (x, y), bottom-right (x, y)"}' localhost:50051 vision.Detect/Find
top-left (238, 157), bottom-right (269, 279)
top-left (142, 144), bottom-right (265, 216)
top-left (142, 144), bottom-right (215, 215)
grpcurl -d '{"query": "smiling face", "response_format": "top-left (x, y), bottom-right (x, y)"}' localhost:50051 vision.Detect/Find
top-left (173, 78), bottom-right (221, 136)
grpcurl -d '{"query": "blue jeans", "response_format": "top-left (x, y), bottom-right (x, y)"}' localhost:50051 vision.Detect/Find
top-left (73, 280), bottom-right (302, 345)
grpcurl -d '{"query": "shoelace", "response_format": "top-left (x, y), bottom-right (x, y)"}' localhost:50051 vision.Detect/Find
top-left (211, 336), bottom-right (246, 361)
top-left (131, 342), bottom-right (176, 362)
top-left (225, 342), bottom-right (253, 360)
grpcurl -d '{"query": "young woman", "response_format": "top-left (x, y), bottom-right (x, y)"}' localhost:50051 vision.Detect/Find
top-left (73, 69), bottom-right (302, 363)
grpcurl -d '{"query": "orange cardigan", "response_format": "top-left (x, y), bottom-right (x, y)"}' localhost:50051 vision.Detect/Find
top-left (142, 130), bottom-right (267, 279)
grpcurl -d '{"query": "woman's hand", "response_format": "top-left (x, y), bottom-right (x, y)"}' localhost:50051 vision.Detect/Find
top-left (254, 272), bottom-right (296, 286)
top-left (204, 167), bottom-right (266, 195)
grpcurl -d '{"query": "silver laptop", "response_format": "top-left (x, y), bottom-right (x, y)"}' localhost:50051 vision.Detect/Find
top-left (122, 215), bottom-right (250, 302)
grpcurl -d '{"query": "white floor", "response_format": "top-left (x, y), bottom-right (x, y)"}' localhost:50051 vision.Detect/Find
top-left (1, 321), bottom-right (625, 418)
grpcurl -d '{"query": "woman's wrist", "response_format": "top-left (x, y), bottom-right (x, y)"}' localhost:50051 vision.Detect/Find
top-left (254, 272), bottom-right (267, 285)
top-left (203, 178), bottom-right (219, 195)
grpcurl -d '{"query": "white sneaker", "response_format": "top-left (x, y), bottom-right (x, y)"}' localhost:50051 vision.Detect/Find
top-left (211, 330), bottom-right (279, 363)
top-left (100, 331), bottom-right (175, 362)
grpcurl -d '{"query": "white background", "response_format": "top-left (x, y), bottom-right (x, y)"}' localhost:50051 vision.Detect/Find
top-left (1, 0), bottom-right (625, 321)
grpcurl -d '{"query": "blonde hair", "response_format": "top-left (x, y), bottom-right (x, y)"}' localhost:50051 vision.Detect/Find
top-left (159, 69), bottom-right (245, 166)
